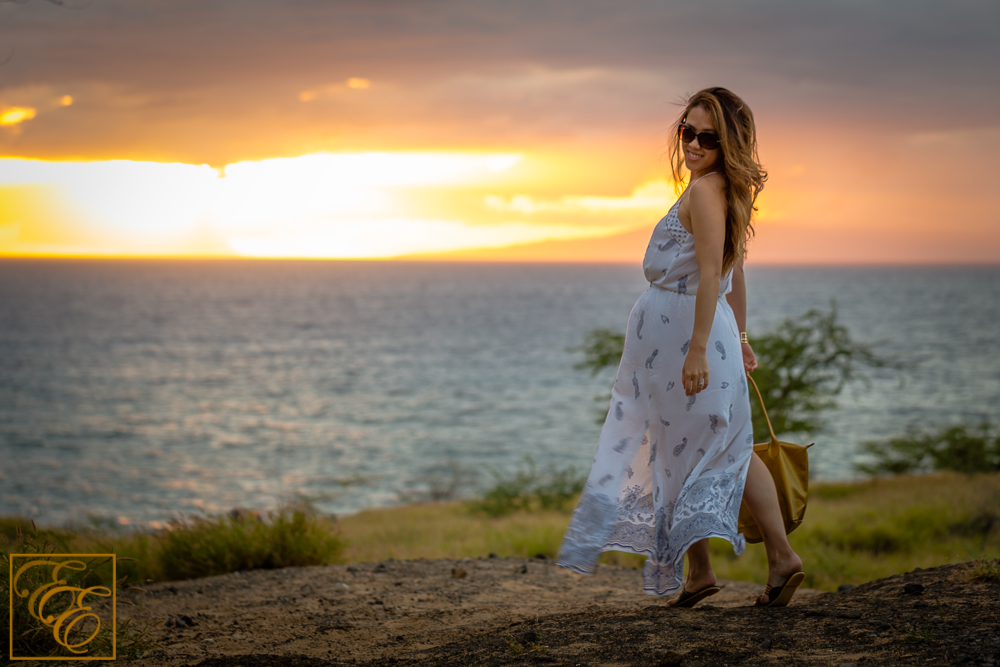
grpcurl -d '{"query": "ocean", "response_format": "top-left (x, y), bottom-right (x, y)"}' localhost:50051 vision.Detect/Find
top-left (1, 259), bottom-right (997, 528)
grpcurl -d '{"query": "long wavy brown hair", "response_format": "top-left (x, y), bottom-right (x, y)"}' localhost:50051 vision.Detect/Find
top-left (668, 87), bottom-right (767, 275)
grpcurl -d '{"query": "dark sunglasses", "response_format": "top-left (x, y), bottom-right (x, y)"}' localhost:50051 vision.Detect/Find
top-left (678, 123), bottom-right (720, 150)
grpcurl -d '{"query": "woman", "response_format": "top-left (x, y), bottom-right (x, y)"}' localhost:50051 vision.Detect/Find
top-left (556, 87), bottom-right (804, 608)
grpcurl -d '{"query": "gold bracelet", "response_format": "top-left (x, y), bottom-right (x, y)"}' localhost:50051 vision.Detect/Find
top-left (740, 332), bottom-right (748, 344)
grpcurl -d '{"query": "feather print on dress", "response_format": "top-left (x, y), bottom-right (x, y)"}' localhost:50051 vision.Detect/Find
top-left (672, 437), bottom-right (687, 456)
top-left (557, 193), bottom-right (753, 597)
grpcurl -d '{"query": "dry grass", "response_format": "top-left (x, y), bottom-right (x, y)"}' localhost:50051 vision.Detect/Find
top-left (336, 502), bottom-right (568, 563)
top-left (3, 472), bottom-right (997, 593)
top-left (0, 501), bottom-right (344, 587)
top-left (962, 558), bottom-right (1000, 583)
top-left (337, 471), bottom-right (1000, 591)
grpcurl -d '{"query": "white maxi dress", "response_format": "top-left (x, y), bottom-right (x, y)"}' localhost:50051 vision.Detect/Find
top-left (556, 186), bottom-right (754, 596)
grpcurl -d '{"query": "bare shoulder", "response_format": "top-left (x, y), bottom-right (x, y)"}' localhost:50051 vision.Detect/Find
top-left (682, 173), bottom-right (726, 227)
top-left (688, 172), bottom-right (726, 205)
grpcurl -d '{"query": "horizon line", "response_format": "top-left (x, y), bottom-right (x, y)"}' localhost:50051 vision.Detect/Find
top-left (2, 254), bottom-right (998, 268)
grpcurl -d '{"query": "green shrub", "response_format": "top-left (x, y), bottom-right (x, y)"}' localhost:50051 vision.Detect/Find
top-left (1, 500), bottom-right (346, 589)
top-left (856, 423), bottom-right (1000, 475)
top-left (745, 301), bottom-right (899, 439)
top-left (469, 457), bottom-right (585, 518)
top-left (572, 327), bottom-right (626, 378)
top-left (1, 524), bottom-right (159, 660)
top-left (157, 500), bottom-right (345, 581)
top-left (574, 302), bottom-right (900, 439)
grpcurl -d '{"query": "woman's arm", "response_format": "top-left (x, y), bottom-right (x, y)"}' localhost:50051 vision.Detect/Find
top-left (726, 258), bottom-right (757, 373)
top-left (683, 178), bottom-right (726, 396)
top-left (726, 259), bottom-right (747, 332)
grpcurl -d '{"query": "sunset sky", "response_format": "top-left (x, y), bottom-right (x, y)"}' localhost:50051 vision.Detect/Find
top-left (1, 0), bottom-right (998, 263)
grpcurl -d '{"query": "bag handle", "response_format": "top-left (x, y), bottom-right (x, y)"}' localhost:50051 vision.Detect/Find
top-left (746, 373), bottom-right (814, 456)
top-left (746, 373), bottom-right (780, 458)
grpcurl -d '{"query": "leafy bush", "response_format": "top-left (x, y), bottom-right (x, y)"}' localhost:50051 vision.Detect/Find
top-left (573, 327), bottom-right (626, 378)
top-left (744, 301), bottom-right (899, 438)
top-left (856, 423), bottom-right (1000, 475)
top-left (574, 301), bottom-right (898, 439)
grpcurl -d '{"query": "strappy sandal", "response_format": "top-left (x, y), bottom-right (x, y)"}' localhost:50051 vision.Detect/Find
top-left (754, 571), bottom-right (806, 608)
top-left (670, 584), bottom-right (721, 608)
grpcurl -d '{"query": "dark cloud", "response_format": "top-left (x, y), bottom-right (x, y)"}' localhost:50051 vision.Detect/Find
top-left (1, 0), bottom-right (998, 162)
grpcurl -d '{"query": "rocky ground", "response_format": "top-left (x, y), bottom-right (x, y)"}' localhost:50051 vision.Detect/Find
top-left (13, 557), bottom-right (1000, 666)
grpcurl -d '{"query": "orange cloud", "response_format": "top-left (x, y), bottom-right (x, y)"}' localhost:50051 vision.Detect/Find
top-left (1, 152), bottom-right (634, 259)
top-left (0, 107), bottom-right (37, 126)
top-left (299, 78), bottom-right (372, 102)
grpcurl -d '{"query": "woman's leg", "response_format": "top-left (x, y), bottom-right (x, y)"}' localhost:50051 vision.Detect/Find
top-left (742, 452), bottom-right (803, 603)
top-left (665, 538), bottom-right (717, 605)
top-left (684, 538), bottom-right (716, 589)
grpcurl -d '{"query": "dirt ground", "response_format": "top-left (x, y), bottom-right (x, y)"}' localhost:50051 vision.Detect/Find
top-left (16, 557), bottom-right (1000, 666)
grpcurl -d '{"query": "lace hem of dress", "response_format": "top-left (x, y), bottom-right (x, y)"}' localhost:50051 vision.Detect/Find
top-left (555, 490), bottom-right (619, 575)
top-left (556, 468), bottom-right (749, 596)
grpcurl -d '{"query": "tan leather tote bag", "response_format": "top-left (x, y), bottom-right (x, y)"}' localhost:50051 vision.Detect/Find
top-left (737, 374), bottom-right (814, 544)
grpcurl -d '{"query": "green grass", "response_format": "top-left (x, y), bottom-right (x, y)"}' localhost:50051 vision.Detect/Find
top-left (335, 471), bottom-right (1000, 592)
top-left (1, 499), bottom-right (345, 588)
top-left (1, 499), bottom-right (345, 659)
top-left (1, 524), bottom-right (159, 660)
top-left (468, 456), bottom-right (586, 517)
top-left (2, 473), bottom-right (998, 599)
top-left (682, 472), bottom-right (999, 591)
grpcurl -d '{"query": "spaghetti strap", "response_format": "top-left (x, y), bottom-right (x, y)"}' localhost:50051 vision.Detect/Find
top-left (680, 171), bottom-right (720, 201)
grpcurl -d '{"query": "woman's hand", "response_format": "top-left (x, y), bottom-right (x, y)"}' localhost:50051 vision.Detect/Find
top-left (741, 342), bottom-right (757, 373)
top-left (682, 350), bottom-right (710, 396)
